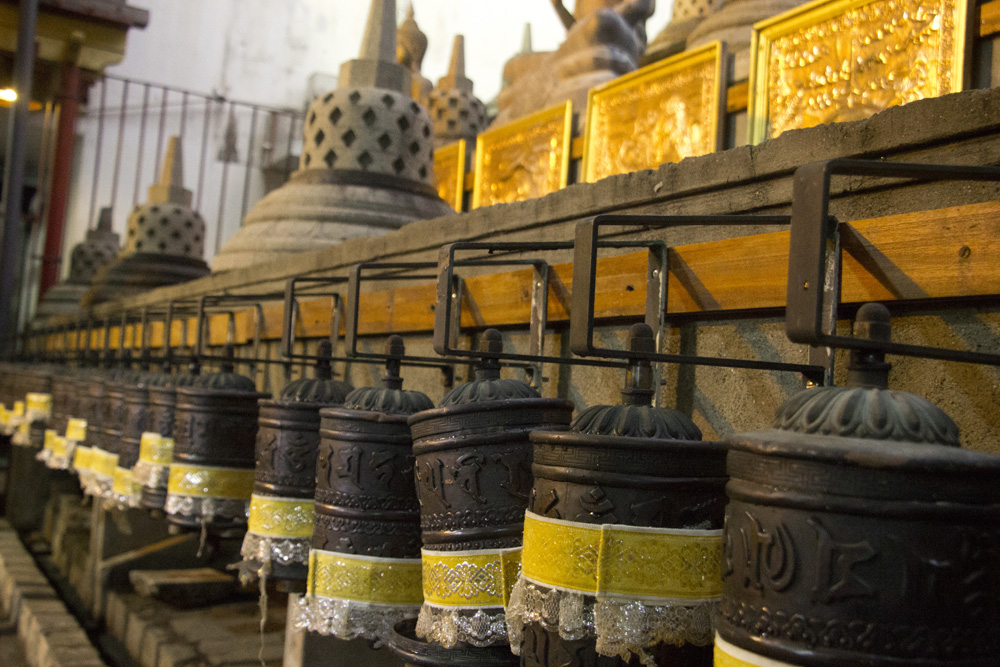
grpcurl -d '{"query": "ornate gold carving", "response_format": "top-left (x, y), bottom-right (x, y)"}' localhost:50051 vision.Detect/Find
top-left (433, 139), bottom-right (466, 211)
top-left (472, 102), bottom-right (572, 209)
top-left (582, 42), bottom-right (725, 183)
top-left (748, 0), bottom-right (967, 142)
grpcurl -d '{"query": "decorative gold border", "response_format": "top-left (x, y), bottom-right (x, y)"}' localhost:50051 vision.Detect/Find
top-left (432, 139), bottom-right (467, 211)
top-left (581, 41), bottom-right (726, 184)
top-left (472, 100), bottom-right (573, 209)
top-left (747, 0), bottom-right (970, 144)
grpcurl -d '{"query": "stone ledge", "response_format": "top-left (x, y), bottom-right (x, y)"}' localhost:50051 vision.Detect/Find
top-left (0, 523), bottom-right (107, 667)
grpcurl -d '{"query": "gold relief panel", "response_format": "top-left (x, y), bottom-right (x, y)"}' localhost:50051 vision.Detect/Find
top-left (748, 0), bottom-right (970, 143)
top-left (433, 140), bottom-right (466, 212)
top-left (472, 102), bottom-right (573, 209)
top-left (581, 42), bottom-right (726, 184)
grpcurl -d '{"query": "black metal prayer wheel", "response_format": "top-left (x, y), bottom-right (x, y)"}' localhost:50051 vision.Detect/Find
top-left (241, 340), bottom-right (352, 585)
top-left (139, 365), bottom-right (199, 511)
top-left (166, 351), bottom-right (269, 532)
top-left (389, 619), bottom-right (519, 667)
top-left (298, 337), bottom-right (432, 640)
top-left (407, 329), bottom-right (574, 650)
top-left (715, 303), bottom-right (1000, 667)
top-left (513, 323), bottom-right (727, 667)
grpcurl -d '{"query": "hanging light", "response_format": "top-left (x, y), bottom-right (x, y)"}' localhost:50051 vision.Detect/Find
top-left (0, 88), bottom-right (17, 102)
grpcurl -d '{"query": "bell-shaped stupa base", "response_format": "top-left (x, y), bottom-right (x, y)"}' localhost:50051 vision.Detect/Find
top-left (212, 170), bottom-right (452, 273)
top-left (82, 253), bottom-right (210, 307)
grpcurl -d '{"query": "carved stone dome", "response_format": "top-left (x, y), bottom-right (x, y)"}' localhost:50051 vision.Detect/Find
top-left (427, 35), bottom-right (488, 148)
top-left (68, 207), bottom-right (121, 284)
top-left (123, 202), bottom-right (205, 259)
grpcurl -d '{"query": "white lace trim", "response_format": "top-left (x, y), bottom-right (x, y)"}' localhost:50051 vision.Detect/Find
top-left (416, 604), bottom-right (509, 648)
top-left (132, 460), bottom-right (170, 488)
top-left (238, 533), bottom-right (311, 582)
top-left (294, 594), bottom-right (420, 645)
top-left (164, 494), bottom-right (249, 523)
top-left (505, 577), bottom-right (717, 666)
top-left (88, 473), bottom-right (114, 500)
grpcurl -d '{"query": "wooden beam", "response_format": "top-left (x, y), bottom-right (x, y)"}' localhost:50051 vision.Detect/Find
top-left (726, 81), bottom-right (749, 113)
top-left (44, 201), bottom-right (1000, 354)
top-left (982, 0), bottom-right (1000, 37)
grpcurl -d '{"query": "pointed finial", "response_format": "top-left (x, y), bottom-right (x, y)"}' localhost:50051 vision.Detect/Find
top-left (96, 207), bottom-right (113, 232)
top-left (436, 35), bottom-right (473, 93)
top-left (147, 136), bottom-right (192, 206)
top-left (521, 23), bottom-right (533, 53)
top-left (341, 0), bottom-right (410, 92)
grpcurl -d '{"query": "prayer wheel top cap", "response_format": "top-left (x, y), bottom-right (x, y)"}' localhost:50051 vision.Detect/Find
top-left (566, 323), bottom-right (703, 441)
top-left (729, 303), bottom-right (1000, 475)
top-left (436, 329), bottom-right (541, 407)
top-left (332, 336), bottom-right (433, 416)
top-left (277, 340), bottom-right (352, 405)
top-left (187, 344), bottom-right (257, 392)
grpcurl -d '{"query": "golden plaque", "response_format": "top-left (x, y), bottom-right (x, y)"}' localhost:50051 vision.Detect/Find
top-left (472, 101), bottom-right (573, 209)
top-left (748, 0), bottom-right (970, 143)
top-left (581, 42), bottom-right (726, 184)
top-left (433, 139), bottom-right (466, 212)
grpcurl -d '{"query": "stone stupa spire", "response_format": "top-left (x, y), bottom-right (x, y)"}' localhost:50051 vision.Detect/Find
top-left (428, 35), bottom-right (487, 148)
top-left (147, 136), bottom-right (192, 206)
top-left (211, 0), bottom-right (451, 273)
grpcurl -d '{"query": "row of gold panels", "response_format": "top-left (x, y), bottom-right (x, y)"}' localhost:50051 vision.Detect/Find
top-left (436, 0), bottom-right (977, 211)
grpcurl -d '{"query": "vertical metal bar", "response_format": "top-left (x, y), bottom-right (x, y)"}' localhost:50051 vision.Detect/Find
top-left (153, 87), bottom-right (168, 177)
top-left (284, 112), bottom-right (296, 179)
top-left (0, 0), bottom-right (39, 354)
top-left (645, 245), bottom-right (667, 406)
top-left (195, 97), bottom-right (212, 211)
top-left (109, 79), bottom-right (129, 213)
top-left (240, 106), bottom-right (259, 223)
top-left (87, 78), bottom-right (108, 230)
top-left (179, 91), bottom-right (188, 139)
top-left (132, 84), bottom-right (150, 207)
top-left (214, 103), bottom-right (235, 255)
top-left (526, 263), bottom-right (548, 389)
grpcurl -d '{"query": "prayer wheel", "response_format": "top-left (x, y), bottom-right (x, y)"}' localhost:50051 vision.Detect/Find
top-left (166, 351), bottom-right (269, 532)
top-left (508, 324), bottom-right (726, 666)
top-left (113, 368), bottom-right (171, 508)
top-left (714, 304), bottom-right (1000, 667)
top-left (98, 355), bottom-right (141, 504)
top-left (297, 336), bottom-right (432, 642)
top-left (8, 366), bottom-right (55, 531)
top-left (135, 364), bottom-right (200, 512)
top-left (241, 340), bottom-right (352, 585)
top-left (408, 329), bottom-right (574, 649)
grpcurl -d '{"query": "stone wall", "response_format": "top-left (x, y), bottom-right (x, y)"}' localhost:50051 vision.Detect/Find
top-left (81, 87), bottom-right (1000, 455)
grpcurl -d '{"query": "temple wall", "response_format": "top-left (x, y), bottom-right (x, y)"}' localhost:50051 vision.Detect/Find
top-left (81, 86), bottom-right (1000, 456)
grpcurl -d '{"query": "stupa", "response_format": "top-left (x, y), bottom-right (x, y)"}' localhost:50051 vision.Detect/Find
top-left (83, 137), bottom-right (210, 306)
top-left (397, 3), bottom-right (432, 107)
top-left (427, 36), bottom-right (487, 148)
top-left (35, 208), bottom-right (120, 319)
top-left (212, 0), bottom-right (451, 273)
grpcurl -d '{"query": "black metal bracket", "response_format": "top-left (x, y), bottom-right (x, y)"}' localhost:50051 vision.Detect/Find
top-left (570, 214), bottom-right (829, 386)
top-left (280, 277), bottom-right (349, 363)
top-left (193, 292), bottom-right (285, 372)
top-left (788, 158), bottom-right (1000, 366)
top-left (433, 242), bottom-right (640, 389)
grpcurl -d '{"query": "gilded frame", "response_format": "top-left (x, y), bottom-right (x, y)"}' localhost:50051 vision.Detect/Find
top-left (472, 101), bottom-right (573, 209)
top-left (433, 139), bottom-right (467, 212)
top-left (581, 41), bottom-right (726, 184)
top-left (747, 0), bottom-right (971, 144)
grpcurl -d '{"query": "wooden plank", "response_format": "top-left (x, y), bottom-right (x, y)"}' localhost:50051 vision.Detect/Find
top-left (62, 200), bottom-right (1000, 352)
top-left (982, 0), bottom-right (1000, 37)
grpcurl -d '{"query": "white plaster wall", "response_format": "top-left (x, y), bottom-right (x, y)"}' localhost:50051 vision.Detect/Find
top-left (61, 0), bottom-right (674, 276)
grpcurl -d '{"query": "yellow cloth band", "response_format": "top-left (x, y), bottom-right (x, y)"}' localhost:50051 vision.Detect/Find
top-left (167, 463), bottom-right (254, 499)
top-left (73, 446), bottom-right (92, 472)
top-left (12, 401), bottom-right (24, 417)
top-left (43, 429), bottom-right (57, 451)
top-left (139, 432), bottom-right (173, 465)
top-left (308, 549), bottom-right (423, 606)
top-left (521, 511), bottom-right (723, 602)
top-left (248, 494), bottom-right (315, 539)
top-left (91, 449), bottom-right (119, 478)
top-left (26, 393), bottom-right (52, 414)
top-left (714, 635), bottom-right (804, 667)
top-left (51, 435), bottom-right (68, 458)
top-left (421, 547), bottom-right (522, 609)
top-left (113, 466), bottom-right (140, 496)
top-left (66, 419), bottom-right (88, 442)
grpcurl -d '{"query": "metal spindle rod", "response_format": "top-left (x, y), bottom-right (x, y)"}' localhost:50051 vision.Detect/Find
top-left (87, 79), bottom-right (108, 230)
top-left (132, 83), bottom-right (150, 206)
